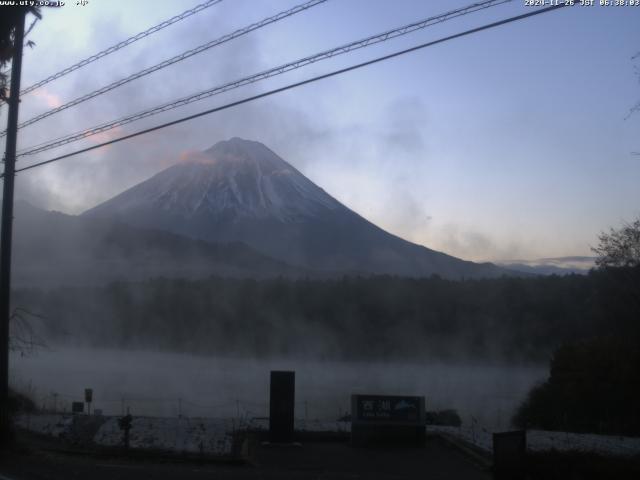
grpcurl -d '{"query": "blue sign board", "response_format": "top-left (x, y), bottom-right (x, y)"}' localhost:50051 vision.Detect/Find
top-left (352, 394), bottom-right (425, 425)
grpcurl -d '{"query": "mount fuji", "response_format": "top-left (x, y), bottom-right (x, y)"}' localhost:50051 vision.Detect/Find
top-left (83, 137), bottom-right (508, 279)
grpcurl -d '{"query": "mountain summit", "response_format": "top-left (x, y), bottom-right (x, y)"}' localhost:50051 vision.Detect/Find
top-left (84, 138), bottom-right (508, 278)
top-left (91, 137), bottom-right (340, 222)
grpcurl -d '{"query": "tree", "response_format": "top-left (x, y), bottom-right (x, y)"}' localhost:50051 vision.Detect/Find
top-left (592, 218), bottom-right (640, 334)
top-left (513, 337), bottom-right (640, 436)
top-left (592, 217), bottom-right (640, 269)
top-left (629, 51), bottom-right (640, 120)
top-left (9, 307), bottom-right (47, 357)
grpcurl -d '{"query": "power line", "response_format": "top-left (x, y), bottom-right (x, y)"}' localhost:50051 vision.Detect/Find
top-left (2, 0), bottom-right (327, 137)
top-left (16, 0), bottom-right (512, 157)
top-left (17, 0), bottom-right (224, 97)
top-left (16, 0), bottom-right (508, 153)
top-left (12, 3), bottom-right (571, 176)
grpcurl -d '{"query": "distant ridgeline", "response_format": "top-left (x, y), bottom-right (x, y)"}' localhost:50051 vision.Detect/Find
top-left (13, 266), bottom-right (640, 362)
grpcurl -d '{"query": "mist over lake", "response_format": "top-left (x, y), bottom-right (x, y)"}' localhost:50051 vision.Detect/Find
top-left (9, 346), bottom-right (546, 430)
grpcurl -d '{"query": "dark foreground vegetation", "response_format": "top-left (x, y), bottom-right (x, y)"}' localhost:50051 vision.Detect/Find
top-left (8, 388), bottom-right (36, 416)
top-left (514, 336), bottom-right (640, 436)
top-left (12, 266), bottom-right (640, 362)
top-left (510, 264), bottom-right (640, 436)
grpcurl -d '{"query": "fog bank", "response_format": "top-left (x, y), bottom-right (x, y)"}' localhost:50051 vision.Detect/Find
top-left (10, 346), bottom-right (546, 430)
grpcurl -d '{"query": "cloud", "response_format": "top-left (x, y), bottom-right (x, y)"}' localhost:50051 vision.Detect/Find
top-left (14, 9), bottom-right (268, 214)
top-left (178, 149), bottom-right (215, 165)
top-left (427, 223), bottom-right (530, 262)
top-left (382, 97), bottom-right (429, 155)
top-left (31, 88), bottom-right (63, 108)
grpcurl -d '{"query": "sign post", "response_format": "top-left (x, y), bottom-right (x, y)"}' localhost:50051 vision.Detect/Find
top-left (84, 388), bottom-right (93, 415)
top-left (71, 402), bottom-right (84, 415)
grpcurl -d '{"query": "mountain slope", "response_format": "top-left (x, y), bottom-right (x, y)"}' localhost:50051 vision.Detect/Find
top-left (84, 137), bottom-right (510, 279)
top-left (12, 201), bottom-right (308, 287)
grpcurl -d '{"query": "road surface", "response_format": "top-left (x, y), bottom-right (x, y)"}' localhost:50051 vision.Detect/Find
top-left (1, 436), bottom-right (491, 479)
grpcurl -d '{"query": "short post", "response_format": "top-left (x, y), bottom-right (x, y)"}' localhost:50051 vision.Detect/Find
top-left (84, 388), bottom-right (93, 415)
top-left (118, 413), bottom-right (133, 450)
top-left (493, 430), bottom-right (527, 478)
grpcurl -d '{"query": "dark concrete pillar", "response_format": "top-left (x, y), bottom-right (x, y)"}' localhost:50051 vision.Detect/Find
top-left (269, 371), bottom-right (295, 443)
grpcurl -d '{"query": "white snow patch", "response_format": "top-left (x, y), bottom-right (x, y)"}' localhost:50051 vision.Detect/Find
top-left (244, 417), bottom-right (349, 433)
top-left (430, 426), bottom-right (640, 458)
top-left (94, 416), bottom-right (237, 455)
top-left (18, 413), bottom-right (640, 458)
top-left (14, 413), bottom-right (238, 456)
top-left (14, 413), bottom-right (73, 437)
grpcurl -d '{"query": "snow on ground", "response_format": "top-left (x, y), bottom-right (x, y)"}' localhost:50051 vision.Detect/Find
top-left (15, 414), bottom-right (640, 458)
top-left (94, 416), bottom-right (237, 455)
top-left (14, 413), bottom-right (73, 437)
top-left (245, 417), bottom-right (349, 433)
top-left (296, 419), bottom-right (350, 433)
top-left (14, 413), bottom-right (240, 456)
top-left (430, 426), bottom-right (640, 458)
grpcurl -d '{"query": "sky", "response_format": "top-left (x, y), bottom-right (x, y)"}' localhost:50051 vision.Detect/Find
top-left (1, 0), bottom-right (639, 262)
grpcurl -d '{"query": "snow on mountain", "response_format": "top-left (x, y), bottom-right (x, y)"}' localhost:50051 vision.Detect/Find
top-left (90, 138), bottom-right (340, 222)
top-left (84, 138), bottom-right (511, 279)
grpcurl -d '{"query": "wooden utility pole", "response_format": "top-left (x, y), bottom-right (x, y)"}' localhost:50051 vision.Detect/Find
top-left (0, 10), bottom-right (26, 444)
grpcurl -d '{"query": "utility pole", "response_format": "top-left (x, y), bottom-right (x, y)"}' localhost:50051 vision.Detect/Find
top-left (0, 10), bottom-right (26, 444)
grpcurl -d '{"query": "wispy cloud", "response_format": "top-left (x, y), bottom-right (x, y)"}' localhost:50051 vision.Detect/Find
top-left (31, 88), bottom-right (63, 108)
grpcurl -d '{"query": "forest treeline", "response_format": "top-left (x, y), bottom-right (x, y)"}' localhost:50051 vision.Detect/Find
top-left (14, 266), bottom-right (640, 362)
